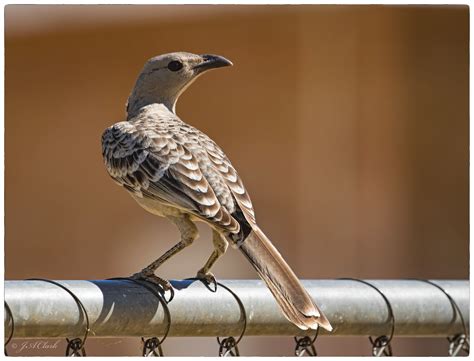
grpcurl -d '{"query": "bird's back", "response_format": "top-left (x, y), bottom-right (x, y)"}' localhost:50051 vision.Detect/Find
top-left (102, 104), bottom-right (256, 237)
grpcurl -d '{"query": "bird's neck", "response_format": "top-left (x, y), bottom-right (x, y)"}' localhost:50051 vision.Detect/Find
top-left (127, 94), bottom-right (177, 119)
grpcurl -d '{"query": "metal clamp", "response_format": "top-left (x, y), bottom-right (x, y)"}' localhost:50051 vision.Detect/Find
top-left (215, 282), bottom-right (247, 356)
top-left (185, 278), bottom-right (247, 357)
top-left (448, 334), bottom-right (470, 357)
top-left (109, 277), bottom-right (172, 357)
top-left (4, 301), bottom-right (14, 356)
top-left (369, 335), bottom-right (392, 357)
top-left (26, 278), bottom-right (90, 356)
top-left (340, 278), bottom-right (394, 356)
top-left (414, 279), bottom-right (469, 357)
top-left (294, 327), bottom-right (319, 356)
top-left (141, 337), bottom-right (164, 357)
top-left (65, 337), bottom-right (87, 357)
top-left (218, 336), bottom-right (240, 357)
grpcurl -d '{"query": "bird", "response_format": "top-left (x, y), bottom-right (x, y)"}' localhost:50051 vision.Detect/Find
top-left (101, 52), bottom-right (332, 331)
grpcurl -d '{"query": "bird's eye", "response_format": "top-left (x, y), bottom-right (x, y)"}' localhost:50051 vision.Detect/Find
top-left (167, 61), bottom-right (183, 72)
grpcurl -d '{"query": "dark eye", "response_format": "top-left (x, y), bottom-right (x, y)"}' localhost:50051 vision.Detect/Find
top-left (167, 61), bottom-right (183, 72)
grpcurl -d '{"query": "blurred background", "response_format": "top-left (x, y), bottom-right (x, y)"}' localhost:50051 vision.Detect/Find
top-left (5, 4), bottom-right (468, 356)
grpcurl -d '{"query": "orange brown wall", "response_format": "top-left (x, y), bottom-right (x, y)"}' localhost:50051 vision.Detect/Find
top-left (5, 5), bottom-right (468, 356)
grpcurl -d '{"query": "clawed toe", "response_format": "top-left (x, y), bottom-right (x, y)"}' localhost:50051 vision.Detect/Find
top-left (196, 271), bottom-right (218, 292)
top-left (131, 271), bottom-right (172, 291)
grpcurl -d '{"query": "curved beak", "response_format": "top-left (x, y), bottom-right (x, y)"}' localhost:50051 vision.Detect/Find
top-left (193, 54), bottom-right (233, 73)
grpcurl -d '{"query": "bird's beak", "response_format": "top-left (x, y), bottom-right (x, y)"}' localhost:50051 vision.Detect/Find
top-left (193, 54), bottom-right (233, 73)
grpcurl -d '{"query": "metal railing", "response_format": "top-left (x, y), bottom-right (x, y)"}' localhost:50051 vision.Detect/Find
top-left (4, 279), bottom-right (468, 339)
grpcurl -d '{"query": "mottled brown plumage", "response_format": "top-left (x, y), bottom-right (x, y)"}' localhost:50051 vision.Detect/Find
top-left (102, 104), bottom-right (250, 233)
top-left (101, 52), bottom-right (332, 331)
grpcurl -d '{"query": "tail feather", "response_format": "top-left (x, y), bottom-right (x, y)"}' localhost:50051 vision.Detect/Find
top-left (238, 226), bottom-right (332, 331)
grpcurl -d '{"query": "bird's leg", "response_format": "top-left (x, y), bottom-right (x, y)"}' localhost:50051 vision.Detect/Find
top-left (132, 215), bottom-right (198, 290)
top-left (196, 229), bottom-right (228, 286)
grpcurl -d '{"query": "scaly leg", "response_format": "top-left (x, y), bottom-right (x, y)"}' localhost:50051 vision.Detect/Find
top-left (132, 214), bottom-right (198, 289)
top-left (196, 229), bottom-right (229, 284)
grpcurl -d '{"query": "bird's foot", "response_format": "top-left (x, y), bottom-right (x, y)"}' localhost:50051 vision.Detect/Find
top-left (196, 270), bottom-right (218, 292)
top-left (131, 270), bottom-right (172, 291)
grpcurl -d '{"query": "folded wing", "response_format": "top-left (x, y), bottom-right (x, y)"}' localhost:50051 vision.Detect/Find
top-left (101, 121), bottom-right (240, 232)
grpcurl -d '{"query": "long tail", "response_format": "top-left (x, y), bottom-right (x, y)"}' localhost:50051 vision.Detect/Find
top-left (238, 226), bottom-right (332, 331)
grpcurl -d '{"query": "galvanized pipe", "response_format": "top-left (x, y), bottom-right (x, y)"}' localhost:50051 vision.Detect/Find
top-left (4, 279), bottom-right (469, 338)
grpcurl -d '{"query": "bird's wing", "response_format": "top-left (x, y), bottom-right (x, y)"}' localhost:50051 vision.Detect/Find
top-left (101, 121), bottom-right (239, 232)
top-left (197, 132), bottom-right (256, 225)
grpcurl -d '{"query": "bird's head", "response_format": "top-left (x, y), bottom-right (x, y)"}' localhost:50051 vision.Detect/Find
top-left (127, 52), bottom-right (233, 116)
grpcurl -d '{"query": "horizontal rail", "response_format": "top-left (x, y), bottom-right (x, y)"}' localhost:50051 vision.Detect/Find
top-left (4, 279), bottom-right (469, 338)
